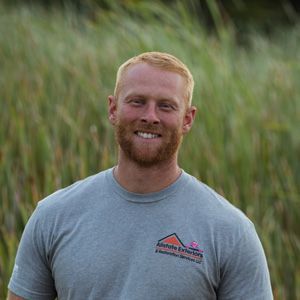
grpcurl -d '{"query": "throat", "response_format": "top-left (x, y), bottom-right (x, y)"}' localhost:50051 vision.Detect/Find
top-left (113, 163), bottom-right (181, 194)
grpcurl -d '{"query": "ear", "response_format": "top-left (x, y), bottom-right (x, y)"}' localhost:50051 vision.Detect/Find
top-left (182, 106), bottom-right (197, 134)
top-left (108, 95), bottom-right (117, 125)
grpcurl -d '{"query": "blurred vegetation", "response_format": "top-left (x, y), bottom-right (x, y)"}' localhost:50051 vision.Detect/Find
top-left (2, 0), bottom-right (300, 32)
top-left (0, 1), bottom-right (299, 299)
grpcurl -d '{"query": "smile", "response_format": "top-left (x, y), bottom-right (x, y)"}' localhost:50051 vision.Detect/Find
top-left (135, 131), bottom-right (161, 139)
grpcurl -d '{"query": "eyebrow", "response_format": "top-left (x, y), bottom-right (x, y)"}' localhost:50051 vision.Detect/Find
top-left (123, 94), bottom-right (145, 101)
top-left (123, 93), bottom-right (181, 109)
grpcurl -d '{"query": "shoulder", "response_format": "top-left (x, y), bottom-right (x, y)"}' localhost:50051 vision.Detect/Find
top-left (26, 169), bottom-right (112, 228)
top-left (182, 173), bottom-right (267, 269)
top-left (37, 169), bottom-right (110, 211)
top-left (182, 172), bottom-right (253, 234)
top-left (20, 169), bottom-right (113, 245)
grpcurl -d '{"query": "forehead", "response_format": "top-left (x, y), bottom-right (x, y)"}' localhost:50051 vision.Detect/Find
top-left (119, 63), bottom-right (186, 99)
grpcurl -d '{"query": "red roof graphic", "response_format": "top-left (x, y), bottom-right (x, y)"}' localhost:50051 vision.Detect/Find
top-left (159, 233), bottom-right (185, 247)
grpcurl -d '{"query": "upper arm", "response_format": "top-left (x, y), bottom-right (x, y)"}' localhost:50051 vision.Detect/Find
top-left (7, 290), bottom-right (25, 300)
top-left (217, 224), bottom-right (273, 299)
top-left (8, 207), bottom-right (57, 299)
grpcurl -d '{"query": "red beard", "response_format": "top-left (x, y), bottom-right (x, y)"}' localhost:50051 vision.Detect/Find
top-left (115, 121), bottom-right (182, 167)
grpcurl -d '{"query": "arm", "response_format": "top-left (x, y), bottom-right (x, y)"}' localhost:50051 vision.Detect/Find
top-left (8, 205), bottom-right (57, 300)
top-left (217, 223), bottom-right (273, 299)
top-left (7, 290), bottom-right (25, 300)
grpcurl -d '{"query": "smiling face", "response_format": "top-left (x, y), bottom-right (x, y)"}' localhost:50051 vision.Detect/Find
top-left (109, 63), bottom-right (196, 167)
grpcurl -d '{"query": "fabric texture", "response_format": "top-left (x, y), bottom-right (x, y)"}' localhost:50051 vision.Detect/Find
top-left (9, 168), bottom-right (273, 299)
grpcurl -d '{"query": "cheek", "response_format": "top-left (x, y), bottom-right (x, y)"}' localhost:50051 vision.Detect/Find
top-left (165, 115), bottom-right (184, 128)
top-left (118, 107), bottom-right (138, 121)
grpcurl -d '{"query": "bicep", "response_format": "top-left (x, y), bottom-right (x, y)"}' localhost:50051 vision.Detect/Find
top-left (8, 207), bottom-right (57, 299)
top-left (7, 290), bottom-right (26, 300)
top-left (218, 224), bottom-right (273, 299)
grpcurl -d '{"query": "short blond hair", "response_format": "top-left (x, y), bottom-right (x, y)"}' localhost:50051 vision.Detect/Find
top-left (114, 52), bottom-right (194, 106)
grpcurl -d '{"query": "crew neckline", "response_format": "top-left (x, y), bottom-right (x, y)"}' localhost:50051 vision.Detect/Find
top-left (105, 167), bottom-right (189, 203)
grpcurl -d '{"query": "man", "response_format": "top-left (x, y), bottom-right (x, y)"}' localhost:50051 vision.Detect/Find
top-left (8, 52), bottom-right (273, 299)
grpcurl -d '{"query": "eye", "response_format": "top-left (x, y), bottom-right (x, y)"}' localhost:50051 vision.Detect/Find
top-left (159, 102), bottom-right (175, 111)
top-left (129, 98), bottom-right (144, 106)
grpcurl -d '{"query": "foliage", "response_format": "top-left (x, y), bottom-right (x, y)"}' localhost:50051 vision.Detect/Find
top-left (0, 2), bottom-right (299, 299)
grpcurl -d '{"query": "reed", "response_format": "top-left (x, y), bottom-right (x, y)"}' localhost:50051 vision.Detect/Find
top-left (0, 2), bottom-right (299, 299)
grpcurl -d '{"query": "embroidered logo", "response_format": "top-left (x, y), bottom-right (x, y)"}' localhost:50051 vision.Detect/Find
top-left (155, 233), bottom-right (203, 264)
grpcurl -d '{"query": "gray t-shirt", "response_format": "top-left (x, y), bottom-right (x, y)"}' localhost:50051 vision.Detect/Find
top-left (9, 168), bottom-right (273, 299)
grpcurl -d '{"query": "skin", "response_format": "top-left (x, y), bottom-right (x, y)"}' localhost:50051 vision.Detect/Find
top-left (7, 291), bottom-right (24, 300)
top-left (7, 62), bottom-right (197, 299)
top-left (109, 63), bottom-right (196, 193)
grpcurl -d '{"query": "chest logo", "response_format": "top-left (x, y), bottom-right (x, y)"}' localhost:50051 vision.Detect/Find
top-left (155, 233), bottom-right (203, 264)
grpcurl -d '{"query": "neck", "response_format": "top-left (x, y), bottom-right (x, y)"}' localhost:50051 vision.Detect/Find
top-left (114, 153), bottom-right (182, 194)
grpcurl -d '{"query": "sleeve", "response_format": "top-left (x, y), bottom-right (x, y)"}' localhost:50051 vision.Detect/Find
top-left (8, 205), bottom-right (57, 300)
top-left (217, 223), bottom-right (273, 300)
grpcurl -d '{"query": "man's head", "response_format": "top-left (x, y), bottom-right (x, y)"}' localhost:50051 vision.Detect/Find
top-left (109, 52), bottom-right (196, 168)
top-left (114, 52), bottom-right (194, 107)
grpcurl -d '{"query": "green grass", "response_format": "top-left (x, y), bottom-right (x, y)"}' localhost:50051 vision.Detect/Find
top-left (0, 2), bottom-right (299, 299)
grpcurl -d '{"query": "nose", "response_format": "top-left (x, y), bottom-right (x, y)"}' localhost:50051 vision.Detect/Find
top-left (140, 103), bottom-right (160, 124)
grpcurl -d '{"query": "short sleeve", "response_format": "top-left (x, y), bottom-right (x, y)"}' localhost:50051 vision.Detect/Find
top-left (8, 205), bottom-right (57, 300)
top-left (217, 223), bottom-right (273, 300)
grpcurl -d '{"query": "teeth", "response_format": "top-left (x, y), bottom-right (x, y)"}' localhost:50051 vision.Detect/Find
top-left (137, 132), bottom-right (159, 139)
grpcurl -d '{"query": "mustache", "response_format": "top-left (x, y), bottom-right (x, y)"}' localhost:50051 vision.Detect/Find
top-left (134, 124), bottom-right (163, 133)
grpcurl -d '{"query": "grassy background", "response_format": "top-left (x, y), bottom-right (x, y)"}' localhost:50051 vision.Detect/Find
top-left (0, 2), bottom-right (299, 299)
